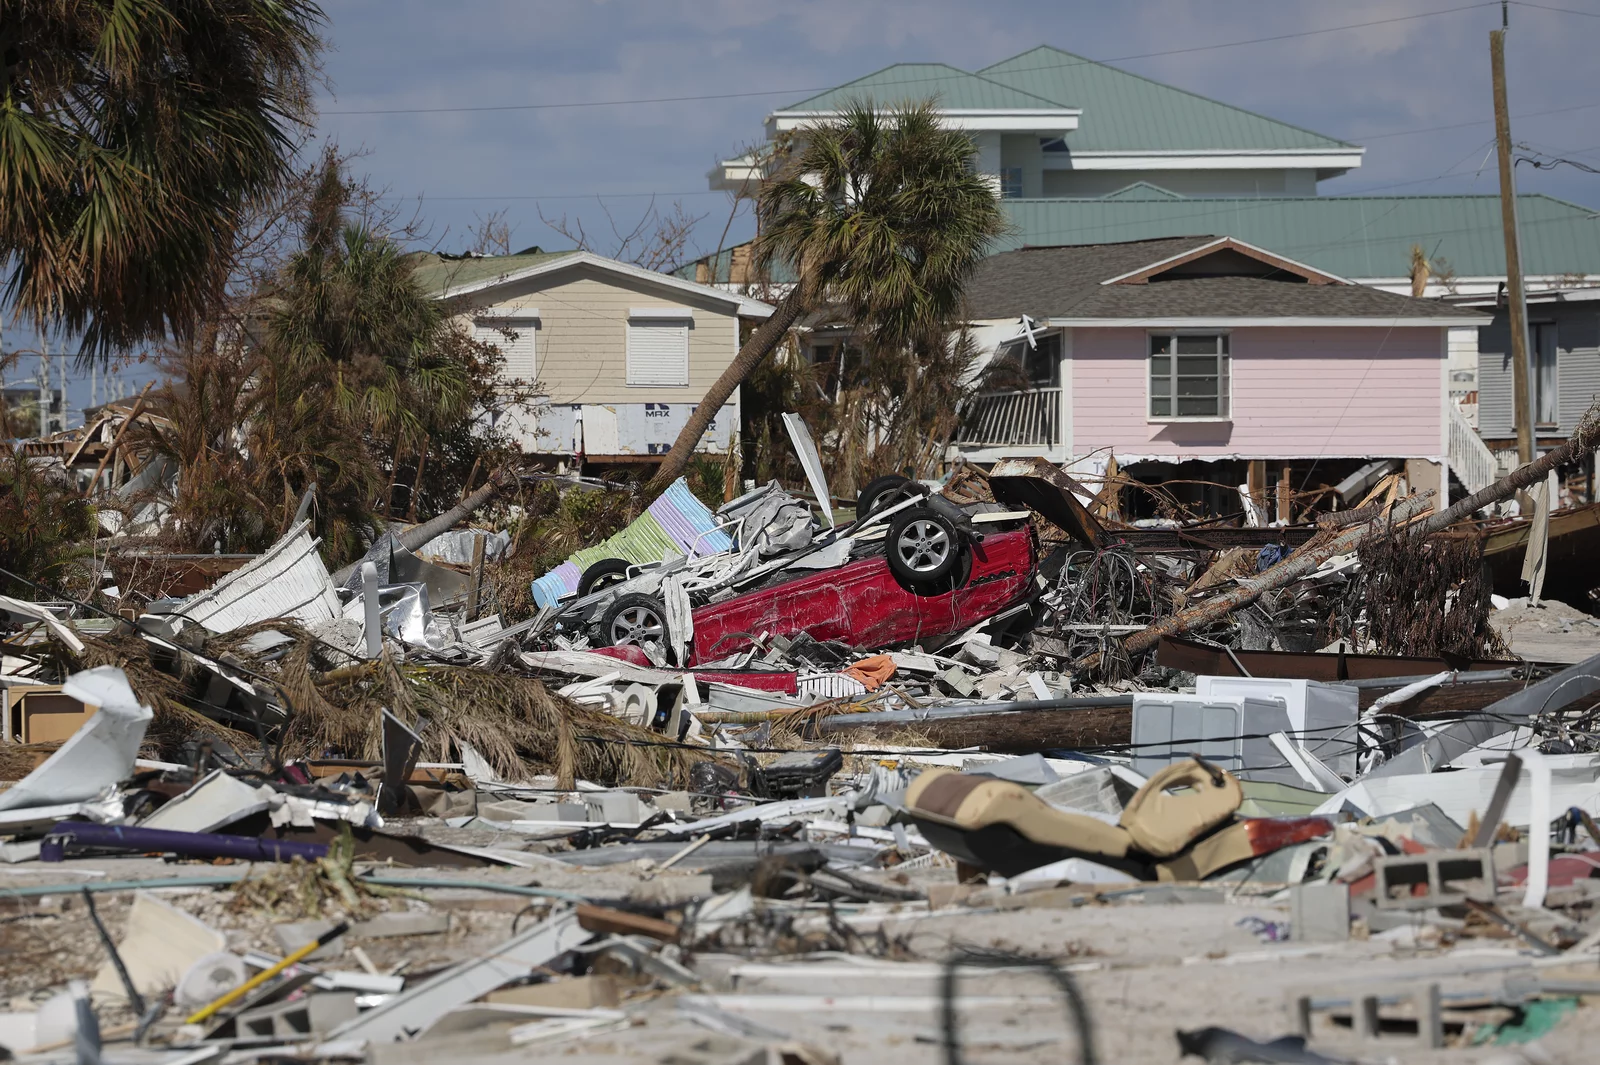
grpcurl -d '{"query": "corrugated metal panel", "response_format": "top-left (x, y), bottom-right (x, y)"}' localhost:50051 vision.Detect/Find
top-left (980, 46), bottom-right (1351, 152)
top-left (998, 194), bottom-right (1600, 280)
top-left (177, 521), bottom-right (340, 633)
top-left (785, 63), bottom-right (1068, 112)
top-left (529, 478), bottom-right (733, 608)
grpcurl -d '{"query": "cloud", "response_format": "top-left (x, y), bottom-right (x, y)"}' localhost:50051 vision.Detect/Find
top-left (312, 0), bottom-right (1600, 258)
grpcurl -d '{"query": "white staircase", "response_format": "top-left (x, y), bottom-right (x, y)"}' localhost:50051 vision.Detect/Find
top-left (1447, 401), bottom-right (1497, 498)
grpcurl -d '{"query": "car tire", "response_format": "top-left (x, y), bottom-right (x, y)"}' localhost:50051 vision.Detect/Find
top-left (578, 557), bottom-right (633, 596)
top-left (886, 506), bottom-right (962, 584)
top-left (856, 474), bottom-right (923, 519)
top-left (600, 593), bottom-right (671, 652)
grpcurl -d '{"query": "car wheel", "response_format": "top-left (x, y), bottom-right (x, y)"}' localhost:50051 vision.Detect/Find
top-left (887, 506), bottom-right (962, 583)
top-left (856, 474), bottom-right (924, 519)
top-left (578, 557), bottom-right (633, 596)
top-left (600, 593), bottom-right (671, 651)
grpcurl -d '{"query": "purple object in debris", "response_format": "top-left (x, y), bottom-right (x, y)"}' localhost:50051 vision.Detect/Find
top-left (39, 822), bottom-right (329, 864)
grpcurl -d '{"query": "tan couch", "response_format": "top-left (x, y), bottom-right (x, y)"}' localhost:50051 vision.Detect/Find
top-left (904, 757), bottom-right (1246, 879)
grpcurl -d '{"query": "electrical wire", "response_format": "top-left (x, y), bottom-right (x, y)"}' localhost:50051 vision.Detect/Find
top-left (322, 4), bottom-right (1499, 118)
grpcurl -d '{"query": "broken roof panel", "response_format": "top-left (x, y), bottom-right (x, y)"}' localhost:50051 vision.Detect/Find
top-left (175, 520), bottom-right (340, 634)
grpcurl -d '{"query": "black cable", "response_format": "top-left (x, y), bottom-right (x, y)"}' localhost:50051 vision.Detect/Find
top-left (81, 887), bottom-right (146, 1017)
top-left (942, 948), bottom-right (1096, 1065)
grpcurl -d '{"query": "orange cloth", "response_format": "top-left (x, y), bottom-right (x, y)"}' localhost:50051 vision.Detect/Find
top-left (842, 654), bottom-right (896, 692)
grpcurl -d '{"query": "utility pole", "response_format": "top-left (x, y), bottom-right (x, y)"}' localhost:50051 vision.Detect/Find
top-left (37, 327), bottom-right (50, 435)
top-left (1491, 3), bottom-right (1535, 469)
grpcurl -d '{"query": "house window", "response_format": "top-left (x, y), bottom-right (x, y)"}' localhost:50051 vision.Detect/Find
top-left (627, 317), bottom-right (690, 386)
top-left (999, 167), bottom-right (1024, 199)
top-left (993, 332), bottom-right (1061, 388)
top-left (1532, 322), bottom-right (1558, 426)
top-left (474, 316), bottom-right (538, 381)
top-left (1150, 333), bottom-right (1230, 418)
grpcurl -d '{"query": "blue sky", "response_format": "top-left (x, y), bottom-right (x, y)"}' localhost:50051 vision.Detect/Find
top-left (313, 0), bottom-right (1600, 257)
top-left (15, 0), bottom-right (1600, 421)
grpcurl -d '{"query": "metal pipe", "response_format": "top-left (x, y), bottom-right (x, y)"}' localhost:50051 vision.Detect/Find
top-left (1345, 668), bottom-right (1524, 690)
top-left (40, 824), bottom-right (330, 864)
top-left (2, 871), bottom-right (589, 904)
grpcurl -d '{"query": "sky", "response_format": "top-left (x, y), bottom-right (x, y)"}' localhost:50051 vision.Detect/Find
top-left (15, 0), bottom-right (1600, 423)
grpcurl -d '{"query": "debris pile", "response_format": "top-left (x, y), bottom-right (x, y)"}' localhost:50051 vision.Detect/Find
top-left (4, 410), bottom-right (1600, 1062)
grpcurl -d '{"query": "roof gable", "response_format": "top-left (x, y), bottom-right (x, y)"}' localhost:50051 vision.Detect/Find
top-left (781, 62), bottom-right (1069, 113)
top-left (1102, 181), bottom-right (1187, 201)
top-left (1102, 237), bottom-right (1346, 286)
top-left (412, 250), bottom-right (774, 317)
top-left (978, 45), bottom-right (1355, 153)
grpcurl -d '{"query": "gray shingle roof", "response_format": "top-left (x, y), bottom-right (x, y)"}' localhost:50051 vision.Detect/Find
top-left (964, 239), bottom-right (1483, 321)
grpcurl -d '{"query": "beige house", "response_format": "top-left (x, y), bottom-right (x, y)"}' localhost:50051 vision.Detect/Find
top-left (412, 250), bottom-right (772, 460)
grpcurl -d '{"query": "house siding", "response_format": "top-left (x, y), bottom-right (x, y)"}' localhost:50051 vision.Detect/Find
top-left (1477, 306), bottom-right (1600, 439)
top-left (455, 263), bottom-right (742, 406)
top-left (1070, 326), bottom-right (1444, 459)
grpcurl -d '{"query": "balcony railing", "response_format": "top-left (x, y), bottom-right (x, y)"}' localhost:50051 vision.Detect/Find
top-left (955, 388), bottom-right (1061, 447)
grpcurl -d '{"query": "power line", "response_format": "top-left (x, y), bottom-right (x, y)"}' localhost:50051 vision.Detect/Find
top-left (321, 2), bottom-right (1498, 118)
top-left (1356, 100), bottom-right (1600, 140)
top-left (1512, 0), bottom-right (1600, 18)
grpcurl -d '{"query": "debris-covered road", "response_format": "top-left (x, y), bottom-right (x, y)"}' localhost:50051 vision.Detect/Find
top-left (4, 410), bottom-right (1600, 1064)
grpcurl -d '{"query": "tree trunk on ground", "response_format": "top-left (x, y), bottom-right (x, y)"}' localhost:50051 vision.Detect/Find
top-left (397, 464), bottom-right (516, 552)
top-left (1092, 405), bottom-right (1600, 670)
top-left (646, 281), bottom-right (812, 495)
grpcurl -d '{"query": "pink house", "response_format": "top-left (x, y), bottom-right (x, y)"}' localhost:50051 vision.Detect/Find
top-left (955, 237), bottom-right (1489, 518)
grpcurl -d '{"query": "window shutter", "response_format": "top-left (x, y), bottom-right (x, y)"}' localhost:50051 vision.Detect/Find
top-left (627, 320), bottom-right (690, 386)
top-left (476, 317), bottom-right (537, 380)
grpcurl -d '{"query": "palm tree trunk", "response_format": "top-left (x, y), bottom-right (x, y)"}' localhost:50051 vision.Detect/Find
top-left (397, 465), bottom-right (515, 552)
top-left (646, 281), bottom-right (811, 495)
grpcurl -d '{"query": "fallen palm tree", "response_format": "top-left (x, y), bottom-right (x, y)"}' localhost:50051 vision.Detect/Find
top-left (302, 657), bottom-right (711, 789)
top-left (1086, 403), bottom-right (1600, 674)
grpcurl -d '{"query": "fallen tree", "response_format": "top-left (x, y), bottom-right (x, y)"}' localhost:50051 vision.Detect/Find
top-left (1087, 404), bottom-right (1600, 671)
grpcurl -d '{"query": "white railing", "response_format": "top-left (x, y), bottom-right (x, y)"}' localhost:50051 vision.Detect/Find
top-left (1448, 400), bottom-right (1496, 497)
top-left (956, 388), bottom-right (1061, 447)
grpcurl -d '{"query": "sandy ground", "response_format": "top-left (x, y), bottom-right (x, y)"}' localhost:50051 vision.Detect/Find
top-left (2, 851), bottom-right (1596, 1064)
top-left (1491, 598), bottom-right (1600, 664)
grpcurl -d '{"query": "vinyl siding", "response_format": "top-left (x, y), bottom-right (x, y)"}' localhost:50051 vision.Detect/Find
top-left (452, 263), bottom-right (740, 406)
top-left (1559, 313), bottom-right (1600, 433)
top-left (1071, 326), bottom-right (1444, 459)
top-left (1477, 305), bottom-right (1600, 438)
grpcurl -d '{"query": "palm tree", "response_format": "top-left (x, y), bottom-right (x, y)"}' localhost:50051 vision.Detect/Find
top-left (647, 100), bottom-right (1006, 493)
top-left (0, 0), bottom-right (324, 359)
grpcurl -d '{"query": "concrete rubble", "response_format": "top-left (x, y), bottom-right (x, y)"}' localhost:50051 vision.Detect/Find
top-left (6, 414), bottom-right (1600, 1063)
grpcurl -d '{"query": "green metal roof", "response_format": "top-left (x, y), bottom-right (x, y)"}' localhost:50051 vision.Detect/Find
top-left (682, 193), bottom-right (1600, 285)
top-left (998, 194), bottom-right (1600, 279)
top-left (978, 46), bottom-right (1355, 153)
top-left (782, 63), bottom-right (1070, 113)
top-left (407, 250), bottom-right (577, 298)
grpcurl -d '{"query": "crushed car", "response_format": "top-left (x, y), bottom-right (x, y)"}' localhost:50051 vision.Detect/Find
top-left (531, 415), bottom-right (1041, 666)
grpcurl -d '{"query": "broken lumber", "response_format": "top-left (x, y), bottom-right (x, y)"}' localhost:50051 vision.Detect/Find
top-left (1098, 404), bottom-right (1600, 669)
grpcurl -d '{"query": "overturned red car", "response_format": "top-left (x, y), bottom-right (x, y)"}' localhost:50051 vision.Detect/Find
top-left (550, 479), bottom-right (1040, 666)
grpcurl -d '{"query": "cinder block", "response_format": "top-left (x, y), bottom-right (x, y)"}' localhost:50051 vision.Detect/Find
top-left (1288, 981), bottom-right (1441, 1048)
top-left (1372, 848), bottom-right (1494, 911)
top-left (1290, 882), bottom-right (1350, 942)
top-left (209, 991), bottom-right (358, 1042)
top-left (585, 791), bottom-right (646, 823)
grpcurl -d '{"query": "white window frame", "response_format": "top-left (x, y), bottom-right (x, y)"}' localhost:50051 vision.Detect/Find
top-left (1147, 331), bottom-right (1232, 422)
top-left (626, 311), bottom-right (692, 387)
